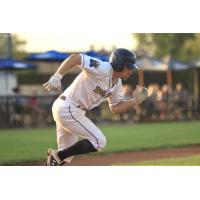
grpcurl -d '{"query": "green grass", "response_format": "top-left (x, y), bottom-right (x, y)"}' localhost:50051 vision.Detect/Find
top-left (0, 121), bottom-right (200, 165)
top-left (0, 128), bottom-right (57, 165)
top-left (102, 121), bottom-right (200, 152)
top-left (124, 155), bottom-right (200, 166)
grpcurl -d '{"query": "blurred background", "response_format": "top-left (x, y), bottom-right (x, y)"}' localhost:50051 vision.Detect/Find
top-left (0, 33), bottom-right (200, 128)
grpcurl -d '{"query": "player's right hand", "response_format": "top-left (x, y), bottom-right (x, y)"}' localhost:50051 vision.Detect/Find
top-left (133, 85), bottom-right (148, 104)
top-left (43, 73), bottom-right (62, 91)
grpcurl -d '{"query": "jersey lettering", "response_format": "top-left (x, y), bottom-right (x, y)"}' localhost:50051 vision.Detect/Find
top-left (93, 86), bottom-right (111, 97)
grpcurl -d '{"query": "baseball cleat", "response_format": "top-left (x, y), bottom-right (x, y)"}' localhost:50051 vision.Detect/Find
top-left (46, 149), bottom-right (62, 166)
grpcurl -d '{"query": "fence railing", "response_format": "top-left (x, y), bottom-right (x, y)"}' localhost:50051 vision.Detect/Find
top-left (0, 95), bottom-right (199, 128)
top-left (0, 95), bottom-right (57, 128)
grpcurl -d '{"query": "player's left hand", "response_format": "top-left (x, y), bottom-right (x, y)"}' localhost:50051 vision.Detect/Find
top-left (133, 85), bottom-right (148, 104)
top-left (43, 73), bottom-right (62, 91)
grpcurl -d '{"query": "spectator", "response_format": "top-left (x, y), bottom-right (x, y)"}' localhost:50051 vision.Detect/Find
top-left (172, 83), bottom-right (189, 120)
top-left (27, 93), bottom-right (47, 126)
top-left (156, 84), bottom-right (172, 120)
top-left (143, 84), bottom-right (160, 120)
top-left (11, 87), bottom-right (27, 126)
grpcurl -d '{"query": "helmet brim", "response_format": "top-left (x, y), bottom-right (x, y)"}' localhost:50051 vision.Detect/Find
top-left (127, 63), bottom-right (139, 70)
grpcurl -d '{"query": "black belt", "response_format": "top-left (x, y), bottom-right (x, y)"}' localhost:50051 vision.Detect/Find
top-left (59, 96), bottom-right (85, 110)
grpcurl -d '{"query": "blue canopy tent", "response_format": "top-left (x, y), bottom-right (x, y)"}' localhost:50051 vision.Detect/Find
top-left (0, 58), bottom-right (36, 95)
top-left (167, 60), bottom-right (191, 90)
top-left (0, 58), bottom-right (35, 70)
top-left (27, 50), bottom-right (109, 62)
top-left (85, 50), bottom-right (109, 62)
top-left (136, 57), bottom-right (191, 88)
top-left (0, 58), bottom-right (36, 127)
top-left (27, 50), bottom-right (69, 61)
top-left (168, 60), bottom-right (190, 71)
top-left (137, 58), bottom-right (168, 69)
top-left (136, 57), bottom-right (169, 86)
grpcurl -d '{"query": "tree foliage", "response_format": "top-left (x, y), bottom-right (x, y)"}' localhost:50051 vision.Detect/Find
top-left (0, 33), bottom-right (27, 59)
top-left (134, 33), bottom-right (200, 62)
top-left (179, 34), bottom-right (200, 62)
top-left (0, 33), bottom-right (9, 58)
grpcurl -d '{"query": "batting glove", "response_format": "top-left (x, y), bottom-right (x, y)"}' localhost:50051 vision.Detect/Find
top-left (133, 85), bottom-right (148, 104)
top-left (43, 72), bottom-right (63, 91)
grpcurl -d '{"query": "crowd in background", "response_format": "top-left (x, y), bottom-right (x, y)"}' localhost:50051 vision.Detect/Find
top-left (0, 87), bottom-right (55, 128)
top-left (87, 82), bottom-right (196, 124)
top-left (116, 83), bottom-right (191, 122)
top-left (0, 82), bottom-right (199, 128)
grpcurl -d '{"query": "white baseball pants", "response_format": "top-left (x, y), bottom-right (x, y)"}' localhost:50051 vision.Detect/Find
top-left (52, 98), bottom-right (106, 162)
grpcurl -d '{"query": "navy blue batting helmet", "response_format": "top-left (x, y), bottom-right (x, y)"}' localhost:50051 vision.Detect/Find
top-left (109, 48), bottom-right (139, 72)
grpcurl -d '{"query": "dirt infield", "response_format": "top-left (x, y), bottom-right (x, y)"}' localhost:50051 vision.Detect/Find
top-left (15, 145), bottom-right (200, 166)
top-left (70, 146), bottom-right (200, 166)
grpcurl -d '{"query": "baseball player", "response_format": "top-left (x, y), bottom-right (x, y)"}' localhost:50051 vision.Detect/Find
top-left (43, 48), bottom-right (148, 166)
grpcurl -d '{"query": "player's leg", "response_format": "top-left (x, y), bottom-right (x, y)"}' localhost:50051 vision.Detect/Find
top-left (56, 124), bottom-right (78, 163)
top-left (48, 105), bottom-right (106, 165)
top-left (46, 124), bottom-right (79, 166)
top-left (55, 105), bottom-right (106, 162)
top-left (47, 99), bottom-right (79, 166)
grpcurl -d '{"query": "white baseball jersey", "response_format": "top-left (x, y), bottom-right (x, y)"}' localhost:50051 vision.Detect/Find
top-left (62, 54), bottom-right (125, 110)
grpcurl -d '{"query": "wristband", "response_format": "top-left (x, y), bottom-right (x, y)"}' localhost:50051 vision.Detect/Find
top-left (54, 72), bottom-right (63, 79)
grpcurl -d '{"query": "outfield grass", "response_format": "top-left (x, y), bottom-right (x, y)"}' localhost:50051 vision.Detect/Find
top-left (103, 121), bottom-right (200, 152)
top-left (0, 121), bottom-right (200, 165)
top-left (125, 155), bottom-right (200, 166)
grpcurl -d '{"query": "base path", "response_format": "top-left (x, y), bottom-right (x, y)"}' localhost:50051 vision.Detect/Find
top-left (70, 146), bottom-right (200, 166)
top-left (14, 145), bottom-right (200, 166)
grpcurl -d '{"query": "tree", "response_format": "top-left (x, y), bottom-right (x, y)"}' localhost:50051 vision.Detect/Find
top-left (133, 33), bottom-right (155, 57)
top-left (0, 33), bottom-right (9, 58)
top-left (134, 33), bottom-right (196, 62)
top-left (180, 34), bottom-right (200, 62)
top-left (0, 33), bottom-right (27, 59)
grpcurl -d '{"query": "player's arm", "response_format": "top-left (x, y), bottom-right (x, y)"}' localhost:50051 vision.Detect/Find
top-left (110, 99), bottom-right (136, 113)
top-left (110, 86), bottom-right (148, 114)
top-left (56, 54), bottom-right (81, 76)
top-left (43, 54), bottom-right (81, 91)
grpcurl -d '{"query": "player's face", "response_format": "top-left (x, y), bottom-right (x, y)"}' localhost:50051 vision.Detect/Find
top-left (120, 67), bottom-right (133, 80)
